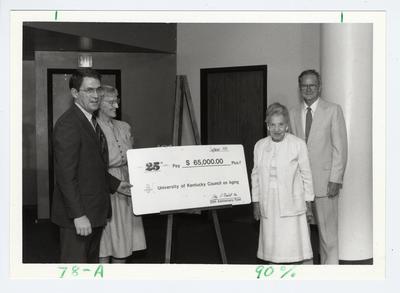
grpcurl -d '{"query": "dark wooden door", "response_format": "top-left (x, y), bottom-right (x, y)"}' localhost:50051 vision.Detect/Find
top-left (201, 65), bottom-right (267, 219)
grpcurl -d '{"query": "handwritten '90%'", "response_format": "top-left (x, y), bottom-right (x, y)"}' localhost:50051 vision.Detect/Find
top-left (255, 265), bottom-right (297, 279)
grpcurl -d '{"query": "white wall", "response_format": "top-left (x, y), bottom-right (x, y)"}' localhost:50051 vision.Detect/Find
top-left (177, 23), bottom-right (320, 128)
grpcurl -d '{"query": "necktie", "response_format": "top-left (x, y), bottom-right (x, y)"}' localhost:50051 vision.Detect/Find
top-left (305, 107), bottom-right (312, 143)
top-left (91, 116), bottom-right (109, 167)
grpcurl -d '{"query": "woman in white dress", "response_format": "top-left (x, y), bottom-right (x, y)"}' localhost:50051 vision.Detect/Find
top-left (97, 85), bottom-right (146, 263)
top-left (251, 102), bottom-right (314, 264)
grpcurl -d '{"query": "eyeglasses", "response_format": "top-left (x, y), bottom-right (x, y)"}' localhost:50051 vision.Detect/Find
top-left (79, 87), bottom-right (101, 95)
top-left (267, 123), bottom-right (287, 131)
top-left (103, 98), bottom-right (121, 106)
top-left (300, 84), bottom-right (318, 90)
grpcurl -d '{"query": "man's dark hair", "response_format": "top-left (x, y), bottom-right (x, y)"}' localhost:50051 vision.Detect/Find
top-left (298, 69), bottom-right (321, 86)
top-left (69, 68), bottom-right (102, 90)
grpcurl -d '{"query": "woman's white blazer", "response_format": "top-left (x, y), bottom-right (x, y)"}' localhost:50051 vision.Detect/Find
top-left (251, 133), bottom-right (315, 218)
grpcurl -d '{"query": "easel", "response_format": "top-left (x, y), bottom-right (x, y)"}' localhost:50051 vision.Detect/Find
top-left (163, 75), bottom-right (228, 264)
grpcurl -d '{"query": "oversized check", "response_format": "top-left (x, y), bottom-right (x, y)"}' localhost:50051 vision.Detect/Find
top-left (127, 145), bottom-right (251, 215)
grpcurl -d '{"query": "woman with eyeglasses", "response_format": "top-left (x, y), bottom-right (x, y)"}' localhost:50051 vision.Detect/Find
top-left (96, 85), bottom-right (146, 263)
top-left (251, 102), bottom-right (314, 264)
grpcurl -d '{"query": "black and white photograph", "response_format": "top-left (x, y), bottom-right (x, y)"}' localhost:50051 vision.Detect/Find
top-left (6, 9), bottom-right (388, 283)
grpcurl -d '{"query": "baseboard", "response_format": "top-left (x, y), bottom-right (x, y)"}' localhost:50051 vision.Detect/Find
top-left (339, 258), bottom-right (373, 265)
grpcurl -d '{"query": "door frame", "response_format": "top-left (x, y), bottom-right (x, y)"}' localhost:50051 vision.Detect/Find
top-left (46, 68), bottom-right (121, 215)
top-left (200, 65), bottom-right (268, 144)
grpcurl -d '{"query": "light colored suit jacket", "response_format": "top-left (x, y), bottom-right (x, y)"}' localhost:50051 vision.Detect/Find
top-left (289, 98), bottom-right (348, 197)
top-left (251, 133), bottom-right (314, 218)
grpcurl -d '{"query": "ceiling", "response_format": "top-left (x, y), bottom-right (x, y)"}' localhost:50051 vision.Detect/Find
top-left (23, 22), bottom-right (177, 60)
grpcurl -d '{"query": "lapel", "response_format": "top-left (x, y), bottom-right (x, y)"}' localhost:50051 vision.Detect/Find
top-left (71, 104), bottom-right (104, 157)
top-left (261, 136), bottom-right (289, 185)
top-left (307, 98), bottom-right (327, 144)
top-left (261, 137), bottom-right (273, 170)
top-left (262, 136), bottom-right (287, 166)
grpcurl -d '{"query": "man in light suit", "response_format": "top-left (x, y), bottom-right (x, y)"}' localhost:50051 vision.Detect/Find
top-left (289, 69), bottom-right (347, 264)
top-left (52, 68), bottom-right (131, 263)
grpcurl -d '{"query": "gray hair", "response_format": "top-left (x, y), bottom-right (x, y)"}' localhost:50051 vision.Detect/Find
top-left (298, 69), bottom-right (321, 86)
top-left (98, 85), bottom-right (118, 99)
top-left (265, 102), bottom-right (289, 124)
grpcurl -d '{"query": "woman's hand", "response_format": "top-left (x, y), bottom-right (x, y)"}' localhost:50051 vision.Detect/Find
top-left (253, 202), bottom-right (261, 221)
top-left (117, 181), bottom-right (132, 197)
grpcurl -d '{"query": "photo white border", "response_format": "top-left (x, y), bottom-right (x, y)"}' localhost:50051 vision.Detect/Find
top-left (9, 10), bottom-right (385, 281)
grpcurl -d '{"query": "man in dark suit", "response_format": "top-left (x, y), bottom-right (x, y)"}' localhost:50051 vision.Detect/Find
top-left (289, 69), bottom-right (348, 264)
top-left (52, 68), bottom-right (131, 263)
